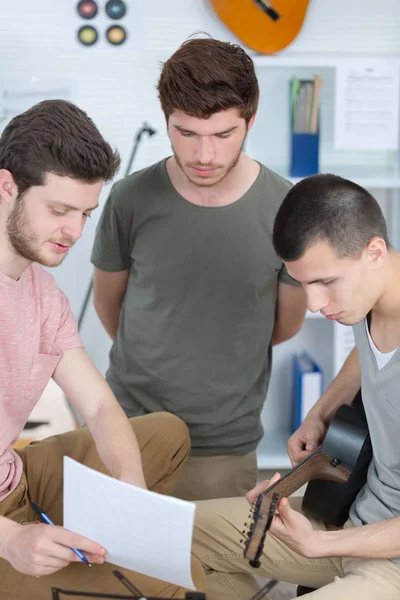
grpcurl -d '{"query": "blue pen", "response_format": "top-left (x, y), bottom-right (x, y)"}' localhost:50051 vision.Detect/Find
top-left (31, 501), bottom-right (91, 567)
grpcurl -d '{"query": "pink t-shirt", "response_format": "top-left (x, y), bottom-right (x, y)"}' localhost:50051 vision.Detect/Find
top-left (0, 263), bottom-right (83, 502)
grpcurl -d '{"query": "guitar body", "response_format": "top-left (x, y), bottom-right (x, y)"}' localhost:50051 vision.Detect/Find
top-left (209, 0), bottom-right (310, 54)
top-left (302, 395), bottom-right (372, 526)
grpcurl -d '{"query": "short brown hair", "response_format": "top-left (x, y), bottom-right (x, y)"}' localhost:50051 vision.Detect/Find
top-left (157, 37), bottom-right (259, 123)
top-left (0, 99), bottom-right (121, 196)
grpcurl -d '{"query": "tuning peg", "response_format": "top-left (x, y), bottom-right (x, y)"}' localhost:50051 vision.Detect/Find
top-left (249, 559), bottom-right (261, 569)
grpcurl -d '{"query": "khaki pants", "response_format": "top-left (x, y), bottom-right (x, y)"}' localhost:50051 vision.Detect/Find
top-left (192, 496), bottom-right (400, 600)
top-left (0, 412), bottom-right (205, 600)
top-left (173, 452), bottom-right (258, 501)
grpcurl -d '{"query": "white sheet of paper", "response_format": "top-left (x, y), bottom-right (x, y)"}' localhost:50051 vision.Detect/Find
top-left (63, 457), bottom-right (195, 590)
top-left (334, 59), bottom-right (400, 150)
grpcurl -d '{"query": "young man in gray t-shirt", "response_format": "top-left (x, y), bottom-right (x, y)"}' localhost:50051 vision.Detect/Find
top-left (91, 38), bottom-right (307, 501)
top-left (192, 174), bottom-right (400, 599)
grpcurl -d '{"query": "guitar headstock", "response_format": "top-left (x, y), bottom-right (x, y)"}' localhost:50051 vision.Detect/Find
top-left (243, 491), bottom-right (279, 567)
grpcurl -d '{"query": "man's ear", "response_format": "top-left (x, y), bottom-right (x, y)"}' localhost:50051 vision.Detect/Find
top-left (367, 237), bottom-right (387, 270)
top-left (247, 113), bottom-right (256, 133)
top-left (0, 170), bottom-right (18, 206)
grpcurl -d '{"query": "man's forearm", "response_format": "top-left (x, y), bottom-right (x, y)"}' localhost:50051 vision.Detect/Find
top-left (272, 284), bottom-right (307, 346)
top-left (272, 321), bottom-right (302, 345)
top-left (310, 346), bottom-right (361, 424)
top-left (93, 300), bottom-right (122, 340)
top-left (315, 517), bottom-right (400, 560)
top-left (87, 400), bottom-right (147, 488)
top-left (272, 306), bottom-right (306, 346)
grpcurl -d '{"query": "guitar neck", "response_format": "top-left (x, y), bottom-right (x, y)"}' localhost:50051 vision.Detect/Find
top-left (259, 447), bottom-right (350, 507)
top-left (243, 447), bottom-right (351, 565)
top-left (244, 402), bottom-right (371, 566)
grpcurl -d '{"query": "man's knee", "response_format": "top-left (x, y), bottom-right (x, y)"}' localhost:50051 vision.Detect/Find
top-left (153, 411), bottom-right (190, 452)
top-left (129, 411), bottom-right (190, 456)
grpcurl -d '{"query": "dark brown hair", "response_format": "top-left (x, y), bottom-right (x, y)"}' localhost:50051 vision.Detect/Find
top-left (0, 99), bottom-right (120, 196)
top-left (273, 174), bottom-right (390, 261)
top-left (157, 37), bottom-right (259, 123)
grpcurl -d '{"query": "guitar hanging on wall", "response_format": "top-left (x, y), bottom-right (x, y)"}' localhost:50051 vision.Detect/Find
top-left (209, 0), bottom-right (311, 54)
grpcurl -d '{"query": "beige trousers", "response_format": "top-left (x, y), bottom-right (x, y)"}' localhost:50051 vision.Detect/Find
top-left (0, 412), bottom-right (205, 600)
top-left (192, 495), bottom-right (400, 600)
top-left (173, 452), bottom-right (258, 501)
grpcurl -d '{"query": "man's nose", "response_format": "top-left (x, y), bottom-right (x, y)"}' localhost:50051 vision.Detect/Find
top-left (61, 216), bottom-right (84, 241)
top-left (306, 287), bottom-right (329, 314)
top-left (195, 137), bottom-right (215, 164)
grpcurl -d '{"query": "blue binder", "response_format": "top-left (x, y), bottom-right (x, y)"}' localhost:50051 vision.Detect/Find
top-left (289, 77), bottom-right (320, 177)
top-left (291, 352), bottom-right (323, 433)
top-left (289, 132), bottom-right (320, 177)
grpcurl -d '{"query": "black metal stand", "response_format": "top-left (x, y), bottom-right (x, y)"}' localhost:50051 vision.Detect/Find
top-left (77, 121), bottom-right (157, 331)
top-left (50, 569), bottom-right (278, 599)
top-left (51, 569), bottom-right (205, 599)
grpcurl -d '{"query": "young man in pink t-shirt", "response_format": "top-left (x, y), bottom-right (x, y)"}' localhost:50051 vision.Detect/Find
top-left (0, 100), bottom-right (204, 599)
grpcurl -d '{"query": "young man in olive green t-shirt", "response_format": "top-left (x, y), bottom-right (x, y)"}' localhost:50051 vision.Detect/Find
top-left (91, 37), bottom-right (307, 501)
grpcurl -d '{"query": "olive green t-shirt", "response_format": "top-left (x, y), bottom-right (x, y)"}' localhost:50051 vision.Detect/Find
top-left (91, 159), bottom-right (297, 455)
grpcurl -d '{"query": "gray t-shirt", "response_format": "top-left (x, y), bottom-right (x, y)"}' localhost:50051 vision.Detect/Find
top-left (350, 317), bottom-right (400, 561)
top-left (91, 159), bottom-right (298, 455)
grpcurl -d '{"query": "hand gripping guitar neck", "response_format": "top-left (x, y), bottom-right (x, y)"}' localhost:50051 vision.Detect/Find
top-left (243, 403), bottom-right (372, 567)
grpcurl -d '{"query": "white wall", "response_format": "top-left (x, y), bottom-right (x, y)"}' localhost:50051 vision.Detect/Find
top-left (1, 0), bottom-right (400, 374)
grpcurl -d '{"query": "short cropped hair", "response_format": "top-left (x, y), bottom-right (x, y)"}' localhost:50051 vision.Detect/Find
top-left (273, 174), bottom-right (390, 260)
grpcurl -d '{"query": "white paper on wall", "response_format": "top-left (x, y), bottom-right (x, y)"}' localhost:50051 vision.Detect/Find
top-left (334, 59), bottom-right (400, 151)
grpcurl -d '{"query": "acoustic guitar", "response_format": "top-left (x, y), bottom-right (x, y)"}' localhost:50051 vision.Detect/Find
top-left (209, 0), bottom-right (311, 54)
top-left (243, 399), bottom-right (372, 567)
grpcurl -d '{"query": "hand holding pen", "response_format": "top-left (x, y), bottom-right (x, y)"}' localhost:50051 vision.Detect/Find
top-left (31, 501), bottom-right (92, 566)
top-left (0, 501), bottom-right (107, 577)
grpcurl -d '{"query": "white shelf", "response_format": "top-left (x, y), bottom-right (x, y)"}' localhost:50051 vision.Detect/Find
top-left (256, 430), bottom-right (292, 470)
top-left (251, 54), bottom-right (400, 69)
top-left (269, 165), bottom-right (400, 190)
